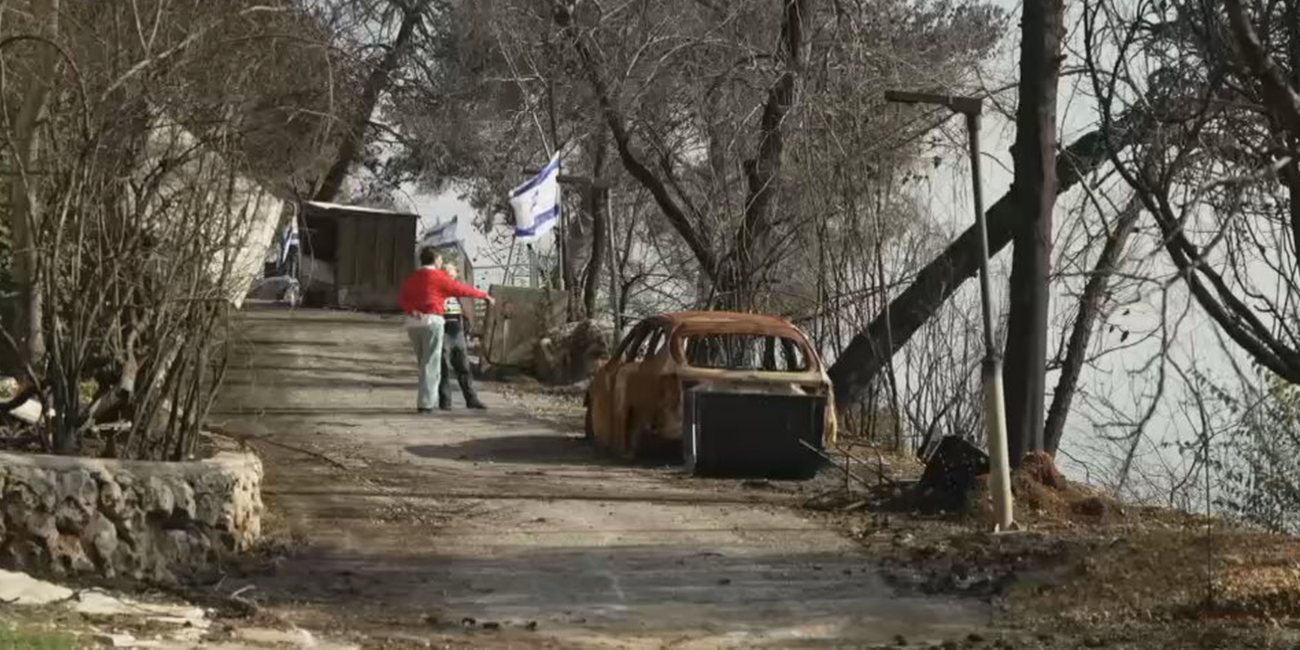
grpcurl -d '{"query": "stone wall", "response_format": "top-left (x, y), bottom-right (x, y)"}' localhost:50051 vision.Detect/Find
top-left (533, 320), bottom-right (613, 385)
top-left (0, 451), bottom-right (262, 584)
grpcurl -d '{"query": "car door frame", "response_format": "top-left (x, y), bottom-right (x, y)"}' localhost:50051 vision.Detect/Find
top-left (610, 322), bottom-right (662, 457)
top-left (594, 323), bottom-right (649, 451)
top-left (619, 324), bottom-right (669, 455)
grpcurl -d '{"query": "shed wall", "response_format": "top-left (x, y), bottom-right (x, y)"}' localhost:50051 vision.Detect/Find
top-left (330, 214), bottom-right (416, 311)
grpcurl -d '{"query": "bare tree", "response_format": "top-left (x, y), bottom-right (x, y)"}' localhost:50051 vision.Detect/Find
top-left (1083, 0), bottom-right (1300, 386)
top-left (827, 118), bottom-right (1147, 406)
top-left (1044, 198), bottom-right (1143, 454)
top-left (548, 0), bottom-right (1004, 311)
top-left (403, 0), bottom-right (1002, 324)
top-left (313, 0), bottom-right (439, 202)
top-left (0, 0), bottom-right (336, 458)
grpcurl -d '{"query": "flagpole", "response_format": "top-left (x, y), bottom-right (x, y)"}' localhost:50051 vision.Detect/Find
top-left (606, 186), bottom-right (619, 331)
top-left (528, 244), bottom-right (539, 288)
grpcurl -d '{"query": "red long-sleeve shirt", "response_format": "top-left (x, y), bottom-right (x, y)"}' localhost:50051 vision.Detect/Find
top-left (398, 267), bottom-right (488, 316)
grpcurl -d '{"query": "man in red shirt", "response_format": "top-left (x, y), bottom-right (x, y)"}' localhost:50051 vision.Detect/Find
top-left (399, 247), bottom-right (494, 413)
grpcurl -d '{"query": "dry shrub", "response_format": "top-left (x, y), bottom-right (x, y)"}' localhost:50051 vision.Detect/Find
top-left (1, 0), bottom-right (336, 459)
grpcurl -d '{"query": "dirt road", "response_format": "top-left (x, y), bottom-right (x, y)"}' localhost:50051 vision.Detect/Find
top-left (211, 308), bottom-right (987, 649)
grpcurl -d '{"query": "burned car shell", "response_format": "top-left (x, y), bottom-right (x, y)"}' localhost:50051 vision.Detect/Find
top-left (585, 311), bottom-right (838, 460)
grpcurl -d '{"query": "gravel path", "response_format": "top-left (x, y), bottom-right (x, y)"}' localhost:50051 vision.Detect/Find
top-left (210, 307), bottom-right (989, 649)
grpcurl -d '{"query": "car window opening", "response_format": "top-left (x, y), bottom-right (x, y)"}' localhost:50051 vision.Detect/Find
top-left (682, 334), bottom-right (809, 372)
top-left (618, 325), bottom-right (669, 362)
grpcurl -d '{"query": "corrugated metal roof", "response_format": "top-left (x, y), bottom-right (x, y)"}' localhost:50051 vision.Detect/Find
top-left (302, 200), bottom-right (418, 219)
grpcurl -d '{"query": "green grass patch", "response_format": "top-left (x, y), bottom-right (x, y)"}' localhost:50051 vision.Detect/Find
top-left (0, 624), bottom-right (78, 650)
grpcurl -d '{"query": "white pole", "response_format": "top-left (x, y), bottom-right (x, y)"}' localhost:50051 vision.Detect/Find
top-left (983, 359), bottom-right (1013, 531)
top-left (966, 111), bottom-right (1015, 532)
top-left (884, 92), bottom-right (1015, 531)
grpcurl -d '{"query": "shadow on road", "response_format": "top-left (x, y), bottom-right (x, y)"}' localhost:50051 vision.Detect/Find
top-left (406, 433), bottom-right (605, 465)
top-left (242, 540), bottom-right (984, 648)
top-left (404, 428), bottom-right (685, 468)
top-left (209, 406), bottom-right (429, 418)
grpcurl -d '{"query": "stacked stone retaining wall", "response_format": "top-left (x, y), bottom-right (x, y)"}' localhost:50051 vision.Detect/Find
top-left (0, 451), bottom-right (262, 583)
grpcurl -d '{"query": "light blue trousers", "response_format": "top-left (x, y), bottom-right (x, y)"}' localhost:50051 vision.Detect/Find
top-left (407, 316), bottom-right (446, 410)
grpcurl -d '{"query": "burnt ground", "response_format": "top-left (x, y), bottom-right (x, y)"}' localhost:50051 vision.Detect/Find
top-left (207, 308), bottom-right (997, 649)
top-left (798, 451), bottom-right (1300, 650)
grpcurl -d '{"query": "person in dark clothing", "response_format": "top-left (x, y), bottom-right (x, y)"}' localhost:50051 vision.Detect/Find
top-left (399, 248), bottom-right (491, 413)
top-left (438, 261), bottom-right (486, 410)
top-left (283, 243), bottom-right (299, 280)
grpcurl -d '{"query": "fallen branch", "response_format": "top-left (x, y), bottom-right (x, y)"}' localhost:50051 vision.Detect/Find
top-left (835, 443), bottom-right (897, 487)
top-left (799, 439), bottom-right (874, 490)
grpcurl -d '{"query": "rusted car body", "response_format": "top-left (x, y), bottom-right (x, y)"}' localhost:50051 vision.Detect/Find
top-left (585, 311), bottom-right (838, 463)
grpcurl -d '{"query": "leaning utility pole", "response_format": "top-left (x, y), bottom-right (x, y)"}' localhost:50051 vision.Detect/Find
top-left (884, 90), bottom-right (1015, 532)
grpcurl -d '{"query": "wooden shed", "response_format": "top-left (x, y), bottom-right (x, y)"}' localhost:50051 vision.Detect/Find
top-left (298, 201), bottom-right (418, 312)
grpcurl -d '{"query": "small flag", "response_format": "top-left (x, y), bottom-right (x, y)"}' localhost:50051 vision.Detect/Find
top-left (422, 216), bottom-right (460, 249)
top-left (279, 217), bottom-right (299, 265)
top-left (510, 154), bottom-right (561, 241)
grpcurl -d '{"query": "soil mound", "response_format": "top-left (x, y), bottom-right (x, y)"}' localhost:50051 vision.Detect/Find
top-left (903, 444), bottom-right (1125, 525)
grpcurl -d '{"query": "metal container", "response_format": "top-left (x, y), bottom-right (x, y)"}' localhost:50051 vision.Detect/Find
top-left (684, 387), bottom-right (826, 479)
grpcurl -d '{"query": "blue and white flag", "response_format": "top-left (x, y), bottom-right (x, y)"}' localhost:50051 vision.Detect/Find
top-left (510, 154), bottom-right (561, 241)
top-left (279, 217), bottom-right (299, 265)
top-left (422, 216), bottom-right (460, 249)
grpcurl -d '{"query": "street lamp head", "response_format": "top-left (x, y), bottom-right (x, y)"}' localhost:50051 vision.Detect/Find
top-left (884, 90), bottom-right (983, 116)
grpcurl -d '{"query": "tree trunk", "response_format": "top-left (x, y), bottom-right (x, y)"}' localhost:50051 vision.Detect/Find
top-left (582, 136), bottom-right (608, 319)
top-left (720, 0), bottom-right (808, 310)
top-left (1283, 0), bottom-right (1300, 257)
top-left (1043, 200), bottom-right (1141, 455)
top-left (313, 1), bottom-right (424, 203)
top-left (5, 0), bottom-right (61, 378)
top-left (828, 118), bottom-right (1142, 406)
top-left (1002, 0), bottom-right (1066, 466)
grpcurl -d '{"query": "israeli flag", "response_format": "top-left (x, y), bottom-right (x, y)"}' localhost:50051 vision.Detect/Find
top-left (510, 154), bottom-right (561, 241)
top-left (279, 217), bottom-right (299, 265)
top-left (422, 216), bottom-right (460, 249)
